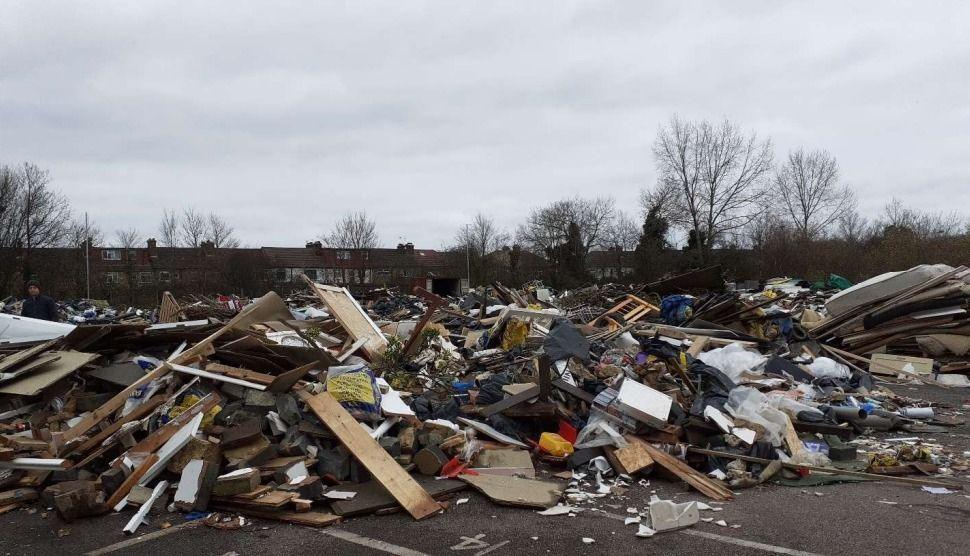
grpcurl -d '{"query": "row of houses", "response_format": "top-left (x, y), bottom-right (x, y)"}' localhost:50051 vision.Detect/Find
top-left (3, 239), bottom-right (643, 306)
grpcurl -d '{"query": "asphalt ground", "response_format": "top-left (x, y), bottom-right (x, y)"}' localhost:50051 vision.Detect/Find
top-left (2, 383), bottom-right (969, 556)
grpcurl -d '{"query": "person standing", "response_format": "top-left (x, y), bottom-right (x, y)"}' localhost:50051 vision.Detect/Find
top-left (21, 281), bottom-right (59, 321)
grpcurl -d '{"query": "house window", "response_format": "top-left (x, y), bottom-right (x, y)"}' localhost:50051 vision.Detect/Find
top-left (274, 269), bottom-right (286, 282)
top-left (348, 269), bottom-right (359, 284)
top-left (104, 272), bottom-right (121, 285)
top-left (362, 251), bottom-right (369, 261)
top-left (102, 249), bottom-right (122, 261)
top-left (158, 271), bottom-right (172, 283)
top-left (324, 269), bottom-right (335, 283)
top-left (377, 269), bottom-right (391, 277)
top-left (137, 272), bottom-right (153, 285)
top-left (336, 250), bottom-right (351, 260)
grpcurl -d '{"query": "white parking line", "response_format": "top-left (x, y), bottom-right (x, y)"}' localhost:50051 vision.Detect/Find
top-left (85, 520), bottom-right (202, 555)
top-left (683, 530), bottom-right (823, 556)
top-left (322, 528), bottom-right (431, 556)
top-left (594, 507), bottom-right (822, 556)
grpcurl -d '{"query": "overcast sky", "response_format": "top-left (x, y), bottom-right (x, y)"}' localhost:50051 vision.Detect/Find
top-left (2, 1), bottom-right (968, 249)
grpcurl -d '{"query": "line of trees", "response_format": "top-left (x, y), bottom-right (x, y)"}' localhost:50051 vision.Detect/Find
top-left (448, 115), bottom-right (970, 288)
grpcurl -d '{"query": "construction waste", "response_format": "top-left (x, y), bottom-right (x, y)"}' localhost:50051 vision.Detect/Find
top-left (1, 265), bottom-right (969, 540)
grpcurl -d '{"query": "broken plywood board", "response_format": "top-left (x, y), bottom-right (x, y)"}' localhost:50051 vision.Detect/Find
top-left (459, 474), bottom-right (562, 509)
top-left (470, 449), bottom-right (536, 478)
top-left (869, 353), bottom-right (934, 376)
top-left (0, 353), bottom-right (62, 384)
top-left (0, 339), bottom-right (59, 375)
top-left (606, 436), bottom-right (655, 475)
top-left (0, 351), bottom-right (99, 396)
top-left (329, 476), bottom-right (465, 517)
top-left (297, 390), bottom-right (439, 520)
top-left (303, 277), bottom-right (387, 360)
top-left (210, 504), bottom-right (341, 527)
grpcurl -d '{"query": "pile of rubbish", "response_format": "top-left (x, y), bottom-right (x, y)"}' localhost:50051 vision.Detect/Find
top-left (0, 266), bottom-right (968, 540)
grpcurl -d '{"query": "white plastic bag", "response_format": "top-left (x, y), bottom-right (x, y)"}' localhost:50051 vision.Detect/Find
top-left (697, 343), bottom-right (766, 382)
top-left (806, 357), bottom-right (850, 379)
top-left (724, 387), bottom-right (788, 446)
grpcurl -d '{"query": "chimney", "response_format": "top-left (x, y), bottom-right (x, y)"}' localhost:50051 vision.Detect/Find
top-left (201, 240), bottom-right (215, 252)
top-left (397, 243), bottom-right (405, 252)
top-left (405, 242), bottom-right (414, 253)
top-left (305, 240), bottom-right (322, 249)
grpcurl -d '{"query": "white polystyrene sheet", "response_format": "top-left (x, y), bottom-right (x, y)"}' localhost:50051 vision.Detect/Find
top-left (0, 313), bottom-right (75, 344)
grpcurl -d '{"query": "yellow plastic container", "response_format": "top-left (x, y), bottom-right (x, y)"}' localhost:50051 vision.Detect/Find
top-left (539, 432), bottom-right (574, 457)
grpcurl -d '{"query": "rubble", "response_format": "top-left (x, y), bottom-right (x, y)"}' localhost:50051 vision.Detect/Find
top-left (1, 266), bottom-right (969, 542)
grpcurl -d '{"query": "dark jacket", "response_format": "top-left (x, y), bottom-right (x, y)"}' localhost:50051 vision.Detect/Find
top-left (21, 294), bottom-right (59, 321)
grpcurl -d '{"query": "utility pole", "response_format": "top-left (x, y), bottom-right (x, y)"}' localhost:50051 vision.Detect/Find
top-left (84, 212), bottom-right (91, 299)
top-left (465, 243), bottom-right (471, 293)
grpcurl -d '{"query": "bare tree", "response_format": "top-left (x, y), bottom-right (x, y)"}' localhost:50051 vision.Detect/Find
top-left (115, 227), bottom-right (141, 249)
top-left (775, 149), bottom-right (853, 239)
top-left (321, 210), bottom-right (380, 249)
top-left (0, 163), bottom-right (72, 290)
top-left (836, 207), bottom-right (871, 244)
top-left (64, 218), bottom-right (104, 248)
top-left (599, 212), bottom-right (640, 251)
top-left (516, 196), bottom-right (615, 257)
top-left (653, 116), bottom-right (772, 258)
top-left (206, 213), bottom-right (240, 248)
top-left (179, 207), bottom-right (209, 248)
top-left (159, 209), bottom-right (180, 247)
top-left (455, 213), bottom-right (509, 258)
top-left (877, 198), bottom-right (965, 240)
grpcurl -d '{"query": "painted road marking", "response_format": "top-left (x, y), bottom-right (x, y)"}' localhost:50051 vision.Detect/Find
top-left (595, 507), bottom-right (823, 556)
top-left (323, 528), bottom-right (431, 556)
top-left (85, 520), bottom-right (202, 555)
top-left (683, 530), bottom-right (823, 556)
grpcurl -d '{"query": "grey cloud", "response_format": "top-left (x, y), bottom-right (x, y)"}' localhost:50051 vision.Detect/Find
top-left (1, 1), bottom-right (968, 248)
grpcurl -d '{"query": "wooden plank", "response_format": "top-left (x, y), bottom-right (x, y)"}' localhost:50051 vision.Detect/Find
top-left (302, 277), bottom-right (387, 360)
top-left (61, 396), bottom-right (166, 458)
top-left (687, 336), bottom-right (710, 357)
top-left (171, 363), bottom-right (266, 390)
top-left (60, 291), bottom-right (290, 445)
top-left (205, 363), bottom-right (275, 385)
top-left (106, 454), bottom-right (159, 508)
top-left (297, 390), bottom-right (439, 520)
top-left (638, 441), bottom-right (733, 501)
top-left (783, 419), bottom-right (808, 460)
top-left (480, 385), bottom-right (539, 418)
top-left (115, 392), bottom-right (220, 463)
top-left (552, 379), bottom-right (594, 404)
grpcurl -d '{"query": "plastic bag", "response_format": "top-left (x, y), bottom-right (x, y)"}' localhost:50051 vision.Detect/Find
top-left (697, 343), bottom-right (766, 382)
top-left (806, 357), bottom-right (851, 379)
top-left (324, 364), bottom-right (382, 421)
top-left (724, 387), bottom-right (788, 446)
top-left (766, 393), bottom-right (825, 421)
